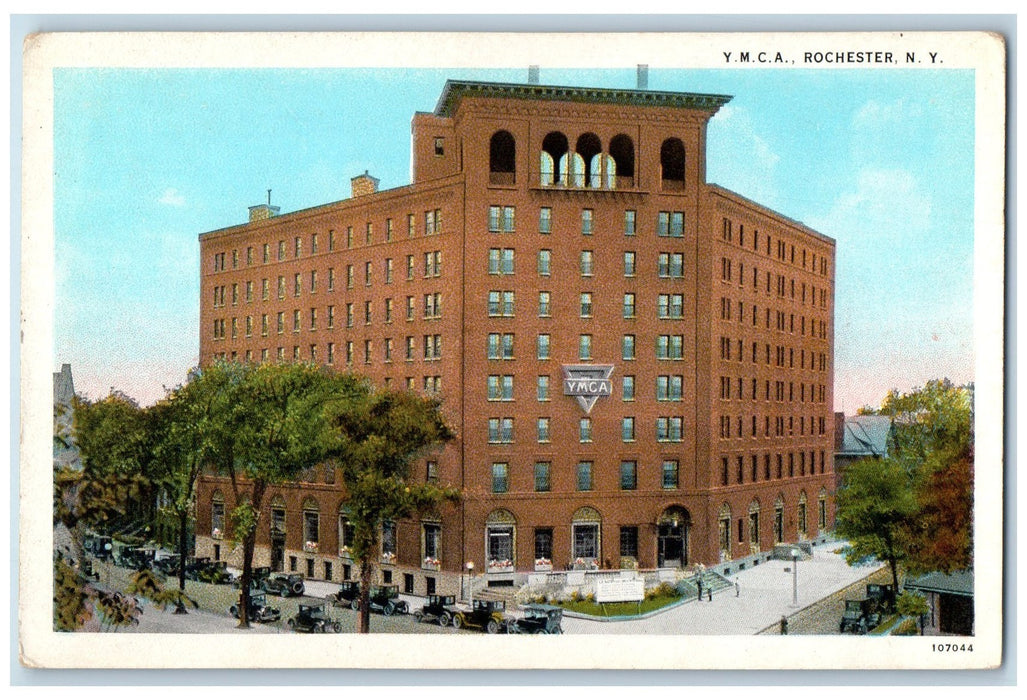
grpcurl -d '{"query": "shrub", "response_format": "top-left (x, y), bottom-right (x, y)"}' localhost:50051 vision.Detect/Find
top-left (893, 618), bottom-right (920, 636)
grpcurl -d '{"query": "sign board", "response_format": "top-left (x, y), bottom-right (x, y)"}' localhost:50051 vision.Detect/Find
top-left (562, 364), bottom-right (615, 413)
top-left (595, 579), bottom-right (645, 603)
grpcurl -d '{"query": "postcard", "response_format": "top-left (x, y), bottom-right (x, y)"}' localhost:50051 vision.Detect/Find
top-left (19, 29), bottom-right (1005, 671)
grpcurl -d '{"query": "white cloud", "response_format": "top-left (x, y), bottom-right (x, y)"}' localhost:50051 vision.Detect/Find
top-left (707, 104), bottom-right (782, 204)
top-left (852, 98), bottom-right (922, 131)
top-left (158, 187), bottom-right (186, 207)
top-left (810, 167), bottom-right (932, 243)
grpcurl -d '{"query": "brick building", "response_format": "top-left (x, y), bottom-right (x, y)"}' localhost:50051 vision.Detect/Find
top-left (195, 77), bottom-right (836, 595)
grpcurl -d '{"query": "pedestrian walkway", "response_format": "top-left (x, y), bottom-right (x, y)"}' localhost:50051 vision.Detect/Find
top-left (561, 543), bottom-right (885, 635)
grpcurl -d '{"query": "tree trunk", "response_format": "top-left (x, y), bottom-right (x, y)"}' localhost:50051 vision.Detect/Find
top-left (237, 480), bottom-right (267, 629)
top-left (358, 557), bottom-right (373, 634)
top-left (175, 508), bottom-right (189, 614)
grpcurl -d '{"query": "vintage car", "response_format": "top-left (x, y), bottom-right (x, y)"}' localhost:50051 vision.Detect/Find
top-left (414, 594), bottom-right (460, 627)
top-left (152, 554), bottom-right (181, 576)
top-left (350, 584), bottom-right (409, 616)
top-left (83, 533), bottom-right (113, 561)
top-left (263, 572), bottom-right (306, 597)
top-left (329, 581), bottom-right (361, 607)
top-left (113, 546), bottom-right (155, 570)
top-left (509, 604), bottom-right (564, 634)
top-left (232, 566), bottom-right (272, 590)
top-left (78, 558), bottom-right (100, 581)
top-left (866, 583), bottom-right (897, 614)
top-left (839, 598), bottom-right (879, 634)
top-left (228, 591), bottom-right (281, 623)
top-left (287, 602), bottom-right (342, 633)
top-left (194, 560), bottom-right (235, 585)
top-left (453, 599), bottom-right (512, 634)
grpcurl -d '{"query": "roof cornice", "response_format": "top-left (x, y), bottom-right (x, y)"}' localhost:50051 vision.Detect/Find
top-left (434, 79), bottom-right (732, 117)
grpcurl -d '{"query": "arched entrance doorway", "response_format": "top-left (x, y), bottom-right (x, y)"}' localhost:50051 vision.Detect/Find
top-left (657, 506), bottom-right (691, 568)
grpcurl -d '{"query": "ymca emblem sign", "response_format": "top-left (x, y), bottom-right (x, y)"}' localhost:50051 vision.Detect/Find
top-left (562, 364), bottom-right (615, 413)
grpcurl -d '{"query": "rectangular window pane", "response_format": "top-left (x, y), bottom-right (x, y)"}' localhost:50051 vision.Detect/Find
top-left (620, 461), bottom-right (637, 490)
top-left (534, 462), bottom-right (551, 492)
top-left (576, 462), bottom-right (593, 491)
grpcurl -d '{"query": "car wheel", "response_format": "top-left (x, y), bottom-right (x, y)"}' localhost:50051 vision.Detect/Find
top-left (453, 615), bottom-right (464, 629)
top-left (287, 618), bottom-right (295, 630)
top-left (351, 600), bottom-right (359, 611)
top-left (486, 619), bottom-right (500, 634)
top-left (229, 605), bottom-right (238, 617)
top-left (332, 621), bottom-right (342, 633)
top-left (292, 583), bottom-right (305, 596)
top-left (439, 612), bottom-right (451, 627)
top-left (383, 603), bottom-right (394, 616)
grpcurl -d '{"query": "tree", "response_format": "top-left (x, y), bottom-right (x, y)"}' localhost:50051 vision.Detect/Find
top-left (896, 590), bottom-right (931, 635)
top-left (835, 456), bottom-right (918, 594)
top-left (220, 362), bottom-right (355, 628)
top-left (328, 388), bottom-right (458, 634)
top-left (149, 365), bottom-right (237, 613)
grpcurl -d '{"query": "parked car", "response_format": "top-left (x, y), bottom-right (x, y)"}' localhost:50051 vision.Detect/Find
top-left (509, 604), bottom-right (564, 634)
top-left (113, 546), bottom-right (155, 570)
top-left (414, 594), bottom-right (459, 627)
top-left (229, 591), bottom-right (281, 623)
top-left (352, 584), bottom-right (409, 616)
top-left (232, 566), bottom-right (271, 590)
top-left (329, 581), bottom-right (361, 607)
top-left (287, 602), bottom-right (342, 633)
top-left (264, 572), bottom-right (306, 597)
top-left (152, 554), bottom-right (181, 576)
top-left (195, 560), bottom-right (235, 585)
top-left (79, 558), bottom-right (100, 581)
top-left (866, 583), bottom-right (897, 614)
top-left (453, 599), bottom-right (512, 634)
top-left (839, 598), bottom-right (879, 634)
top-left (83, 534), bottom-right (113, 561)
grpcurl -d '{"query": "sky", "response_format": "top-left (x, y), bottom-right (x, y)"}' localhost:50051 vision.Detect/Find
top-left (52, 66), bottom-right (976, 412)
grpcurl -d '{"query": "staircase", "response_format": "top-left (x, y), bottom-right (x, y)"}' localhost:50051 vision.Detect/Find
top-left (677, 569), bottom-right (734, 600)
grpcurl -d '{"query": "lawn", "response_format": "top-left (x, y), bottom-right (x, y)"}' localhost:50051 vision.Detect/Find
top-left (554, 593), bottom-right (683, 618)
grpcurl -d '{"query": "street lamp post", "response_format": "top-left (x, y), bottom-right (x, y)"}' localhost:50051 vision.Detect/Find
top-left (465, 561), bottom-right (475, 605)
top-left (791, 548), bottom-right (799, 607)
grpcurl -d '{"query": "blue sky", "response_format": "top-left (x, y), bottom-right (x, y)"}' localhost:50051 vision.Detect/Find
top-left (53, 66), bottom-right (975, 411)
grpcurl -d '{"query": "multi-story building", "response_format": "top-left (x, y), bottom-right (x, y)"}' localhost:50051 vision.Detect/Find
top-left (195, 77), bottom-right (836, 596)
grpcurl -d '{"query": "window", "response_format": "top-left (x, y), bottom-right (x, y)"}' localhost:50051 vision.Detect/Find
top-left (488, 417), bottom-right (514, 444)
top-left (620, 526), bottom-right (639, 559)
top-left (624, 210), bottom-right (636, 236)
top-left (534, 463), bottom-right (551, 492)
top-left (537, 375), bottom-right (550, 401)
top-left (346, 265), bottom-right (354, 289)
top-left (491, 463), bottom-right (509, 493)
top-left (487, 375), bottom-right (514, 401)
top-left (623, 293), bottom-right (636, 318)
top-left (424, 210), bottom-right (436, 236)
top-left (581, 208), bottom-right (593, 235)
top-left (382, 521), bottom-right (397, 557)
top-left (423, 522), bottom-right (441, 562)
top-left (277, 276), bottom-right (286, 299)
top-left (662, 460), bottom-right (679, 489)
top-left (657, 417), bottom-right (684, 442)
top-left (385, 258), bottom-right (393, 284)
top-left (406, 296), bottom-right (415, 321)
top-left (624, 251), bottom-right (636, 276)
top-left (277, 311), bottom-right (285, 334)
top-left (423, 293), bottom-right (441, 320)
top-left (386, 297), bottom-right (395, 323)
top-left (488, 248), bottom-right (515, 275)
top-left (657, 335), bottom-right (684, 360)
top-left (620, 461), bottom-right (637, 490)
top-left (434, 137), bottom-right (445, 156)
top-left (578, 334), bottom-right (592, 360)
top-left (261, 314), bottom-right (268, 336)
top-left (245, 281), bottom-right (253, 303)
top-left (309, 307), bottom-right (317, 330)
top-left (537, 334), bottom-right (551, 360)
top-left (657, 375), bottom-right (684, 401)
top-left (580, 250), bottom-right (594, 276)
top-left (537, 417), bottom-right (550, 443)
top-left (658, 252), bottom-right (684, 278)
top-left (262, 243), bottom-right (270, 264)
top-left (576, 462), bottom-right (593, 491)
top-left (657, 294), bottom-right (684, 319)
top-left (622, 334), bottom-right (636, 360)
top-left (262, 278), bottom-right (270, 300)
top-left (657, 211), bottom-right (685, 237)
top-left (426, 461), bottom-right (439, 483)
top-left (579, 293), bottom-right (593, 318)
top-left (294, 236), bottom-right (302, 258)
top-left (365, 223), bottom-right (373, 245)
top-left (622, 417), bottom-right (635, 442)
top-left (538, 291), bottom-right (551, 317)
top-left (303, 505), bottom-right (319, 545)
top-left (365, 261), bottom-right (372, 286)
top-left (406, 255), bottom-right (415, 280)
top-left (278, 240), bottom-right (286, 260)
top-left (535, 528), bottom-right (554, 561)
top-left (538, 249), bottom-right (552, 276)
top-left (383, 337), bottom-right (393, 362)
top-left (488, 205), bottom-right (515, 232)
top-left (364, 300), bottom-right (372, 325)
top-left (622, 375), bottom-right (635, 401)
top-left (573, 522), bottom-right (599, 560)
top-left (488, 333), bottom-right (515, 359)
top-left (327, 342), bottom-right (334, 364)
top-left (579, 417), bottom-right (592, 443)
top-left (487, 290), bottom-right (515, 317)
top-left (539, 207), bottom-right (552, 234)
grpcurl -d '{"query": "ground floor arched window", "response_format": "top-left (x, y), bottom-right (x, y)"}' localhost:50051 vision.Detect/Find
top-left (571, 506), bottom-right (602, 567)
top-left (657, 506), bottom-right (691, 568)
top-left (486, 509), bottom-right (516, 572)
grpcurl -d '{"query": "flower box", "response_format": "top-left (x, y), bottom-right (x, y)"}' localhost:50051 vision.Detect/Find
top-left (338, 547), bottom-right (353, 560)
top-left (534, 558), bottom-right (552, 572)
top-left (487, 559), bottom-right (514, 573)
top-left (422, 557), bottom-right (441, 571)
top-left (211, 528), bottom-right (223, 540)
top-left (381, 552), bottom-right (396, 564)
top-left (303, 541), bottom-right (318, 553)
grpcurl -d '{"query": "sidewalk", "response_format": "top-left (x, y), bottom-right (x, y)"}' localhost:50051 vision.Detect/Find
top-left (561, 543), bottom-right (885, 635)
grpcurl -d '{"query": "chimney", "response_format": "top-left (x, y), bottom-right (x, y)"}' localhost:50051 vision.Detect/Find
top-left (528, 65), bottom-right (540, 84)
top-left (351, 170), bottom-right (379, 198)
top-left (637, 64), bottom-right (649, 90)
top-left (834, 412), bottom-right (846, 451)
top-left (248, 203), bottom-right (280, 222)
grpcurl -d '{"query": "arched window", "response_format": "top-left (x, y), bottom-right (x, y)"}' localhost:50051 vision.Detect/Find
top-left (571, 506), bottom-right (602, 566)
top-left (609, 134), bottom-right (635, 188)
top-left (489, 130), bottom-right (516, 185)
top-left (797, 491), bottom-right (809, 541)
top-left (486, 508), bottom-right (516, 570)
top-left (748, 499), bottom-right (761, 552)
top-left (302, 497), bottom-right (320, 551)
top-left (337, 503), bottom-right (354, 557)
top-left (718, 502), bottom-right (732, 561)
top-left (576, 133), bottom-right (602, 188)
top-left (541, 132), bottom-right (569, 186)
top-left (818, 488), bottom-right (829, 531)
top-left (211, 491), bottom-right (225, 539)
top-left (660, 137), bottom-right (686, 191)
top-left (270, 494), bottom-right (287, 538)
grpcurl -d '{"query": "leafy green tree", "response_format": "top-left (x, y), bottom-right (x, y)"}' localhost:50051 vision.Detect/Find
top-left (896, 590), bottom-right (931, 635)
top-left (835, 456), bottom-right (917, 595)
top-left (126, 569), bottom-right (198, 613)
top-left (329, 389), bottom-right (457, 634)
top-left (221, 362), bottom-right (355, 628)
top-left (53, 555), bottom-right (92, 632)
top-left (149, 365), bottom-right (237, 612)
